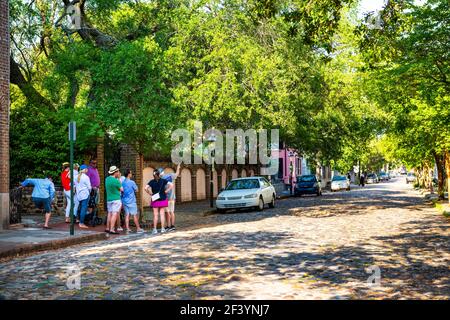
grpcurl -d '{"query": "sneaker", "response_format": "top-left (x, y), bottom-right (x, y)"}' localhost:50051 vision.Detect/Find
top-left (170, 226), bottom-right (176, 231)
top-left (152, 229), bottom-right (158, 235)
top-left (160, 228), bottom-right (166, 233)
top-left (136, 229), bottom-right (145, 233)
top-left (117, 227), bottom-right (124, 232)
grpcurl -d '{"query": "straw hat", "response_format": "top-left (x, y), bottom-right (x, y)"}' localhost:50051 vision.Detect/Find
top-left (108, 166), bottom-right (120, 175)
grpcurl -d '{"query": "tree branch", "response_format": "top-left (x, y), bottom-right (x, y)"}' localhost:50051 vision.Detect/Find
top-left (10, 55), bottom-right (54, 109)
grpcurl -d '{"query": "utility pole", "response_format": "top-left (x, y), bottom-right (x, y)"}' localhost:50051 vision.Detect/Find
top-left (69, 122), bottom-right (76, 235)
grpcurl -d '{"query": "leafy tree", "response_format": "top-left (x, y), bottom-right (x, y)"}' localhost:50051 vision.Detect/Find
top-left (357, 0), bottom-right (450, 199)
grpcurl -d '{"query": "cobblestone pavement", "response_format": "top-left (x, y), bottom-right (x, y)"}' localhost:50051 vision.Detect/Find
top-left (0, 178), bottom-right (448, 300)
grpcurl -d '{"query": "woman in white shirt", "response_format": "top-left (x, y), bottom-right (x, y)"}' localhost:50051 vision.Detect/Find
top-left (76, 165), bottom-right (92, 229)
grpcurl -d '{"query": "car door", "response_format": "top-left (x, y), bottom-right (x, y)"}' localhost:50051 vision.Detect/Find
top-left (261, 178), bottom-right (272, 202)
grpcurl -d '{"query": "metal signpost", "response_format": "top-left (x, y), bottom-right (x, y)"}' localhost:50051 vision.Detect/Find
top-left (69, 122), bottom-right (76, 236)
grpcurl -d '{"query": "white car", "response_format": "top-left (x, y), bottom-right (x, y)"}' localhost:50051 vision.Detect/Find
top-left (406, 172), bottom-right (416, 184)
top-left (216, 177), bottom-right (276, 213)
top-left (331, 175), bottom-right (351, 192)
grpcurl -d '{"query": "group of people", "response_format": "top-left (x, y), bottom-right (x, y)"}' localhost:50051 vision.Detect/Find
top-left (104, 164), bottom-right (180, 235)
top-left (21, 159), bottom-right (181, 234)
top-left (21, 159), bottom-right (101, 229)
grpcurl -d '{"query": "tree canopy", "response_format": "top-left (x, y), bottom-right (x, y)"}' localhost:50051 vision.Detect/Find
top-left (10, 0), bottom-right (448, 195)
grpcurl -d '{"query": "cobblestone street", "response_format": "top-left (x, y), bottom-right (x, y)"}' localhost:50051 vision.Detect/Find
top-left (0, 178), bottom-right (448, 300)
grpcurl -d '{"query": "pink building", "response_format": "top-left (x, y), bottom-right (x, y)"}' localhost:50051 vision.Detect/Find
top-left (271, 142), bottom-right (302, 193)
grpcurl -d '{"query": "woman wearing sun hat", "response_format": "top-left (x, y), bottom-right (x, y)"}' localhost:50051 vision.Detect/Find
top-left (76, 164), bottom-right (92, 229)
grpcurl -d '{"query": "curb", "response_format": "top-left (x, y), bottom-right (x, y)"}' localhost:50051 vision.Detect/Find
top-left (0, 232), bottom-right (108, 261)
top-left (202, 209), bottom-right (218, 217)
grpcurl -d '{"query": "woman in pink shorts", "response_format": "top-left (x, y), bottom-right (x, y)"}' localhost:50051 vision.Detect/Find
top-left (144, 169), bottom-right (173, 234)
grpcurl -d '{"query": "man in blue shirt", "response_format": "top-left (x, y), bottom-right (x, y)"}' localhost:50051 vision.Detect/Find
top-left (121, 170), bottom-right (144, 233)
top-left (21, 176), bottom-right (56, 229)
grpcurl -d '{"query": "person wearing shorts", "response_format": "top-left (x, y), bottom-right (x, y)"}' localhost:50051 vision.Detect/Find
top-left (162, 164), bottom-right (180, 231)
top-left (21, 176), bottom-right (55, 229)
top-left (105, 166), bottom-right (123, 234)
top-left (121, 169), bottom-right (144, 233)
top-left (145, 169), bottom-right (173, 234)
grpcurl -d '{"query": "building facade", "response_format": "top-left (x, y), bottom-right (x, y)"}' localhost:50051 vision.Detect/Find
top-left (0, 0), bottom-right (10, 229)
top-left (119, 144), bottom-right (260, 217)
top-left (270, 143), bottom-right (303, 195)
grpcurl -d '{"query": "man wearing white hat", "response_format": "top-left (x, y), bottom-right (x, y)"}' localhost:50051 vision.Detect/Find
top-left (105, 166), bottom-right (123, 234)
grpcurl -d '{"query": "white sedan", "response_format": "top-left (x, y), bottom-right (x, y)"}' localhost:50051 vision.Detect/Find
top-left (216, 177), bottom-right (276, 213)
top-left (331, 175), bottom-right (351, 191)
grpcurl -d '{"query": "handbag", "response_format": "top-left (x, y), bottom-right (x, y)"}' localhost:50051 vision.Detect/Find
top-left (151, 193), bottom-right (160, 202)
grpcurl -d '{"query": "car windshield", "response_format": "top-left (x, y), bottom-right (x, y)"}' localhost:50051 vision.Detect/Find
top-left (332, 176), bottom-right (347, 181)
top-left (226, 179), bottom-right (260, 190)
top-left (298, 175), bottom-right (316, 182)
top-left (367, 174), bottom-right (376, 178)
top-left (407, 173), bottom-right (415, 177)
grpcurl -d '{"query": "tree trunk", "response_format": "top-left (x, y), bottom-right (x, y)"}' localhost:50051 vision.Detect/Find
top-left (445, 151), bottom-right (450, 204)
top-left (417, 166), bottom-right (424, 188)
top-left (138, 153), bottom-right (144, 223)
top-left (433, 151), bottom-right (445, 200)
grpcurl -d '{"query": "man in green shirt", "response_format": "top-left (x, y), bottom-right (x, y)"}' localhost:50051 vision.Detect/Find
top-left (105, 166), bottom-right (123, 234)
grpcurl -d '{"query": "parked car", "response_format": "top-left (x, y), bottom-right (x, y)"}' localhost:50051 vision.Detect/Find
top-left (366, 173), bottom-right (379, 184)
top-left (378, 172), bottom-right (389, 181)
top-left (406, 172), bottom-right (416, 184)
top-left (294, 175), bottom-right (322, 196)
top-left (331, 175), bottom-right (350, 192)
top-left (216, 177), bottom-right (276, 213)
top-left (388, 171), bottom-right (397, 178)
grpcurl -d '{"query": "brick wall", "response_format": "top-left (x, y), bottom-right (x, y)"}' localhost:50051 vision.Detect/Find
top-left (96, 138), bottom-right (105, 216)
top-left (18, 186), bottom-right (65, 215)
top-left (0, 0), bottom-right (10, 229)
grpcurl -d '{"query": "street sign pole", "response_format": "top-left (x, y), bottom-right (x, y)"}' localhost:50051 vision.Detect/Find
top-left (210, 153), bottom-right (215, 208)
top-left (69, 122), bottom-right (76, 236)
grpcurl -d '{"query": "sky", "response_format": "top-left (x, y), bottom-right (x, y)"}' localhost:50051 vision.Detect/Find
top-left (358, 0), bottom-right (387, 17)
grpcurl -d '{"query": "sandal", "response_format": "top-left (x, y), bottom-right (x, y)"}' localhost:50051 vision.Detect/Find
top-left (79, 224), bottom-right (89, 229)
top-left (109, 231), bottom-right (119, 235)
top-left (43, 226), bottom-right (52, 229)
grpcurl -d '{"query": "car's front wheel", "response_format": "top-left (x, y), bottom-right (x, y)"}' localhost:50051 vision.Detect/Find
top-left (257, 197), bottom-right (264, 211)
top-left (268, 194), bottom-right (275, 208)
